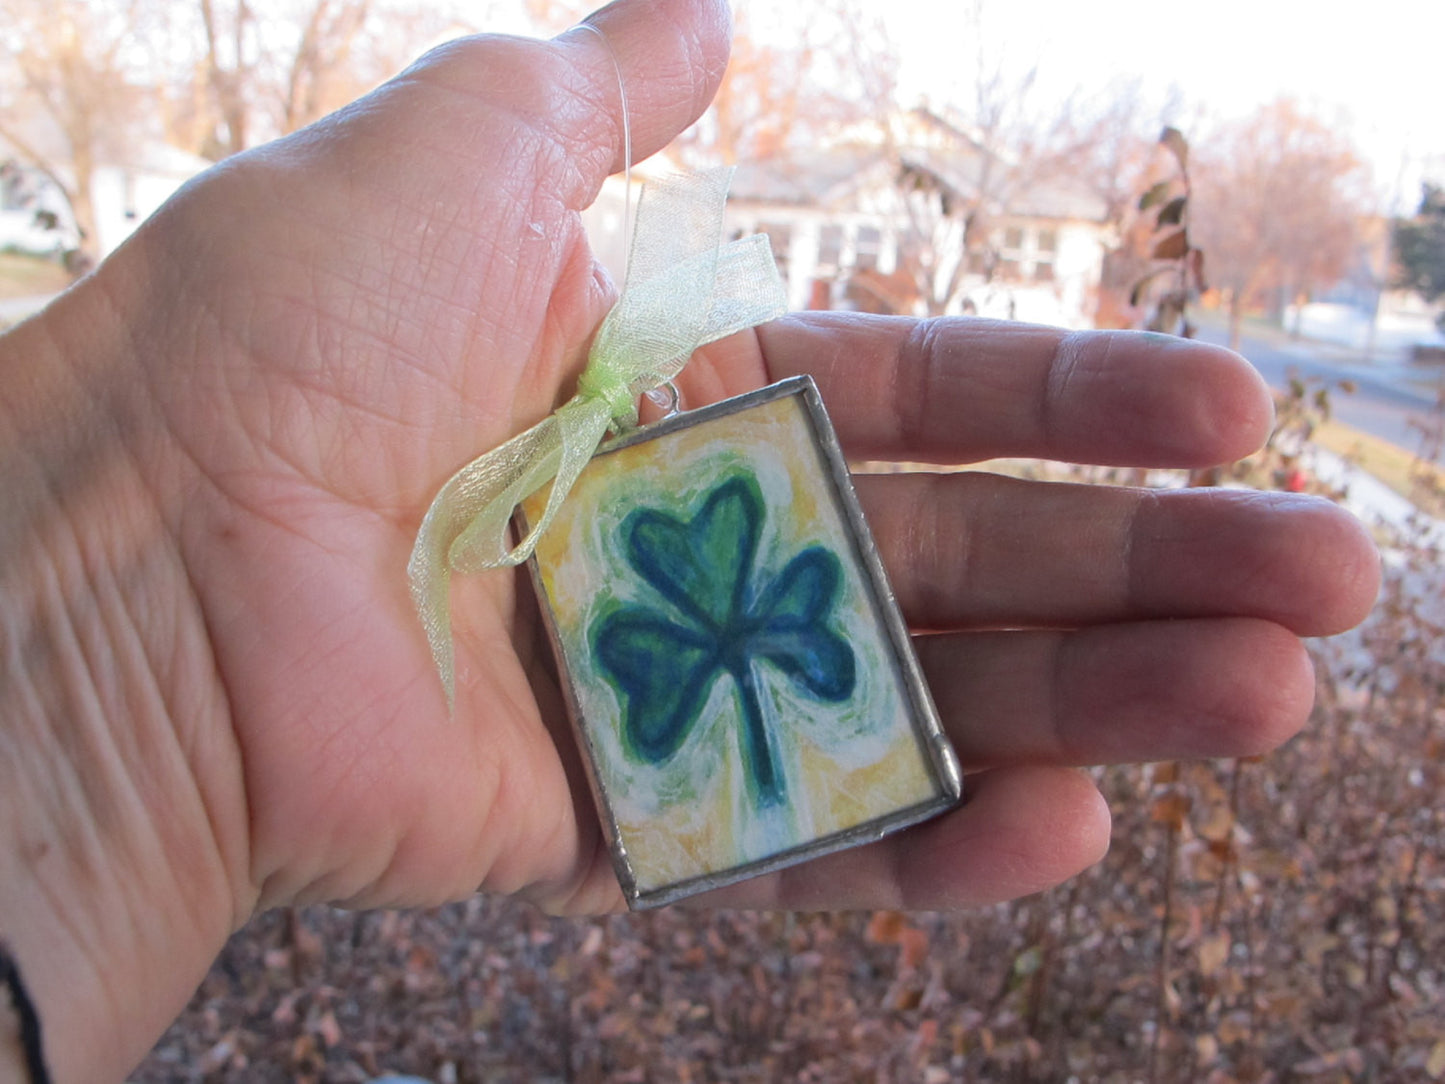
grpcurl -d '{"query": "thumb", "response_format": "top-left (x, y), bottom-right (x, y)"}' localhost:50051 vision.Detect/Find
top-left (392, 0), bottom-right (731, 211)
top-left (556, 0), bottom-right (733, 175)
top-left (348, 0), bottom-right (728, 219)
top-left (398, 0), bottom-right (722, 205)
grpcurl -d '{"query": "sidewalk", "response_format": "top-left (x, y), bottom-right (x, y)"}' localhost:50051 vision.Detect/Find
top-left (1310, 445), bottom-right (1445, 548)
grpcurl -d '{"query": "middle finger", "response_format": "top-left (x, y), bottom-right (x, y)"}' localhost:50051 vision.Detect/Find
top-left (855, 472), bottom-right (1378, 637)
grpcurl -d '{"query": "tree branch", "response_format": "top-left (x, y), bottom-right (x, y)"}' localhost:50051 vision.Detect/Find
top-left (0, 119), bottom-right (77, 205)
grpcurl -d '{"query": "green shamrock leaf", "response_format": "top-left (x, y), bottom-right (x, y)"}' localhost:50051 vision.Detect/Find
top-left (591, 474), bottom-right (856, 808)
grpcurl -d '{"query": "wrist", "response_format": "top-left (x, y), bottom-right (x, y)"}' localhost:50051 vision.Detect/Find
top-left (0, 267), bottom-right (253, 1082)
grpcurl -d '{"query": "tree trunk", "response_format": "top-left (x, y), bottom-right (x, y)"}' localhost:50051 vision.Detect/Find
top-left (67, 184), bottom-right (100, 274)
top-left (199, 0), bottom-right (251, 157)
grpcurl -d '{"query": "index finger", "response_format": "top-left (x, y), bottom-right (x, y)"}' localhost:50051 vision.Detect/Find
top-left (752, 312), bottom-right (1275, 467)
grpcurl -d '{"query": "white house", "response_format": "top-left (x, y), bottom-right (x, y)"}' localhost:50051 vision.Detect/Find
top-left (90, 142), bottom-right (212, 256)
top-left (722, 130), bottom-right (1112, 329)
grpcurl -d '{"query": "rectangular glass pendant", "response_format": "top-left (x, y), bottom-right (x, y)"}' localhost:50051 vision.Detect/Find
top-left (521, 375), bottom-right (962, 908)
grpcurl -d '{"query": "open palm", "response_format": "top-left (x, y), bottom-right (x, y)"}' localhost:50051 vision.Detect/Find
top-left (88, 0), bottom-right (1376, 929)
top-left (96, 6), bottom-right (730, 919)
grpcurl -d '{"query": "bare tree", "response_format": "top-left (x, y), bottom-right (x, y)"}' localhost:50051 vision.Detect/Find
top-left (850, 0), bottom-right (1151, 318)
top-left (885, 89), bottom-right (1100, 316)
top-left (279, 0), bottom-right (373, 133)
top-left (697, 11), bottom-right (814, 166)
top-left (673, 0), bottom-right (899, 168)
top-left (196, 0), bottom-right (254, 157)
top-left (0, 0), bottom-right (159, 267)
top-left (1191, 98), bottom-right (1372, 350)
top-left (0, 0), bottom-right (473, 278)
top-left (888, 126), bottom-right (987, 317)
top-left (188, 0), bottom-right (455, 159)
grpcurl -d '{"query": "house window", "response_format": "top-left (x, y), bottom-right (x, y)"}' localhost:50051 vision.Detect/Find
top-left (1033, 228), bottom-right (1058, 282)
top-left (758, 222), bottom-right (791, 276)
top-left (854, 225), bottom-right (882, 271)
top-left (996, 224), bottom-right (1028, 282)
top-left (818, 223), bottom-right (843, 269)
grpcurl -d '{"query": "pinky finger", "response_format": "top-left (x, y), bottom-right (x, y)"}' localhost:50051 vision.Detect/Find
top-left (690, 765), bottom-right (1112, 911)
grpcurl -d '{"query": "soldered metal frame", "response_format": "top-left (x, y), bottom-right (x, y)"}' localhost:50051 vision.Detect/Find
top-left (521, 375), bottom-right (963, 909)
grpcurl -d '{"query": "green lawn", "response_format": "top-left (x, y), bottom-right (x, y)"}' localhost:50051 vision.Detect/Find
top-left (1314, 416), bottom-right (1445, 517)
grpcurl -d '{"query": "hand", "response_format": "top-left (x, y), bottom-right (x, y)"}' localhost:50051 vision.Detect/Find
top-left (683, 313), bottom-right (1379, 907)
top-left (0, 0), bottom-right (1378, 1079)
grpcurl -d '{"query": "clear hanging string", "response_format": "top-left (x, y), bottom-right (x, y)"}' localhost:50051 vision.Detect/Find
top-left (577, 21), bottom-right (681, 425)
top-left (577, 21), bottom-right (633, 285)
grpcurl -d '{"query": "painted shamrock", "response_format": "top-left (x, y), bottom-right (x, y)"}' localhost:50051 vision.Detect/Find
top-left (591, 473), bottom-right (857, 808)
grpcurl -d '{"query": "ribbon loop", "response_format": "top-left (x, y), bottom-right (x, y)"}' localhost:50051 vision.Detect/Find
top-left (408, 168), bottom-right (788, 704)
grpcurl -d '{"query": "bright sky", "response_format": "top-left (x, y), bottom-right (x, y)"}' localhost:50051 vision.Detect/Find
top-left (477, 0), bottom-right (1442, 211)
top-left (874, 0), bottom-right (1445, 212)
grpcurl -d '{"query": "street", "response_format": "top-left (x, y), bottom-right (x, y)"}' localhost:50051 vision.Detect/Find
top-left (1194, 322), bottom-right (1444, 454)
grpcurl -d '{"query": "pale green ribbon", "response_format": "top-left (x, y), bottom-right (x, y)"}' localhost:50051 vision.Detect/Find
top-left (408, 168), bottom-right (788, 704)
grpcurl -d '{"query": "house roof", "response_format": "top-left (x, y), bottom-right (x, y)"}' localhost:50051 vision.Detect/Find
top-left (728, 134), bottom-right (1108, 223)
top-left (728, 147), bottom-right (891, 207)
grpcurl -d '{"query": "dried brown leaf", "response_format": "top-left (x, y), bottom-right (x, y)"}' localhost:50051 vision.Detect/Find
top-left (1138, 180), bottom-right (1172, 213)
top-left (899, 927), bottom-right (929, 970)
top-left (1157, 195), bottom-right (1187, 227)
top-left (1196, 803), bottom-right (1235, 843)
top-left (1160, 126), bottom-right (1189, 168)
top-left (1129, 267), bottom-right (1170, 306)
top-left (865, 910), bottom-right (906, 945)
top-left (1150, 792), bottom-right (1191, 827)
top-left (1189, 247), bottom-right (1208, 292)
top-left (1426, 1040), bottom-right (1445, 1079)
top-left (1197, 931), bottom-right (1231, 977)
top-left (1153, 229), bottom-right (1189, 260)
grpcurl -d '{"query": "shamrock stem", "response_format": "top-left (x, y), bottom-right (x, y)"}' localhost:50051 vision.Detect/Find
top-left (734, 661), bottom-right (784, 808)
